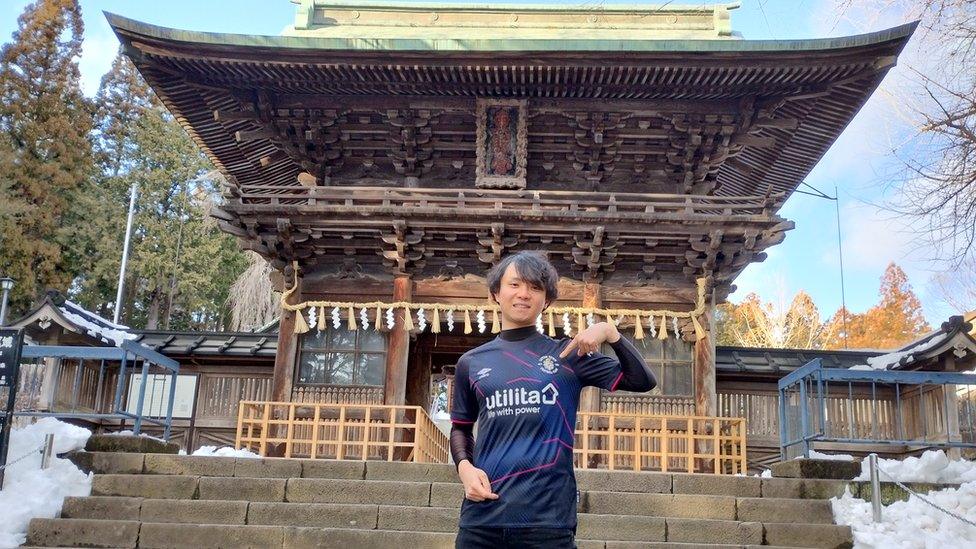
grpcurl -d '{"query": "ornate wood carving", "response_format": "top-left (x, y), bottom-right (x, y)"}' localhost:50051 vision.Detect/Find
top-left (572, 226), bottom-right (619, 282)
top-left (385, 108), bottom-right (437, 186)
top-left (379, 220), bottom-right (426, 276)
top-left (476, 99), bottom-right (528, 189)
top-left (477, 223), bottom-right (520, 265)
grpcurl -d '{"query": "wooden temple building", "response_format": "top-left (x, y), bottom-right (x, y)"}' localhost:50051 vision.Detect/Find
top-left (35, 2), bottom-right (916, 470)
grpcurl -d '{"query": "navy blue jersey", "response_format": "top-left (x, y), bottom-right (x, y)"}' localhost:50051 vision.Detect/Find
top-left (450, 329), bottom-right (625, 528)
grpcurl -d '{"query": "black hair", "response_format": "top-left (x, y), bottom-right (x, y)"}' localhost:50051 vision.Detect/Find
top-left (486, 251), bottom-right (559, 304)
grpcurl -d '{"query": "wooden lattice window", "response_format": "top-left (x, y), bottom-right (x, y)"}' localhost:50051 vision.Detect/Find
top-left (603, 333), bottom-right (694, 397)
top-left (297, 328), bottom-right (387, 386)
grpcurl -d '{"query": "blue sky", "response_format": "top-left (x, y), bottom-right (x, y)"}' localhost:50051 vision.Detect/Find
top-left (2, 1), bottom-right (957, 324)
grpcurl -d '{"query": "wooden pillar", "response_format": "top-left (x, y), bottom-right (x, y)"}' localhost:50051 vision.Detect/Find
top-left (384, 275), bottom-right (413, 406)
top-left (271, 266), bottom-right (302, 404)
top-left (579, 280), bottom-right (602, 413)
top-left (693, 293), bottom-right (717, 417)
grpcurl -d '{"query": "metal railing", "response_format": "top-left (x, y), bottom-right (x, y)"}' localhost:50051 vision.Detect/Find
top-left (574, 412), bottom-right (748, 474)
top-left (779, 359), bottom-right (976, 459)
top-left (235, 401), bottom-right (449, 463)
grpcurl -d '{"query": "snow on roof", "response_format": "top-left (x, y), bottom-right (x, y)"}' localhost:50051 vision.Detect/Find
top-left (58, 300), bottom-right (135, 347)
top-left (852, 315), bottom-right (975, 371)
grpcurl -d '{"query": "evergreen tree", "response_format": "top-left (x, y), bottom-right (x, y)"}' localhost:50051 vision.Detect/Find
top-left (0, 0), bottom-right (92, 315)
top-left (823, 263), bottom-right (930, 349)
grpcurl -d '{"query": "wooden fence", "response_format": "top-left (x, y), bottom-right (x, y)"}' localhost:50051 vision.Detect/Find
top-left (575, 412), bottom-right (747, 474)
top-left (235, 401), bottom-right (449, 463)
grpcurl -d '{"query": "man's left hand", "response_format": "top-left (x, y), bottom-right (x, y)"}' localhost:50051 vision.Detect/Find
top-left (559, 321), bottom-right (620, 359)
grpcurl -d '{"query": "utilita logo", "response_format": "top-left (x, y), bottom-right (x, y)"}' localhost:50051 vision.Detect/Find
top-left (485, 382), bottom-right (558, 410)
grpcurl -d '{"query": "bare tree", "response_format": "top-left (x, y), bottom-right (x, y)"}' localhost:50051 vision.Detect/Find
top-left (833, 0), bottom-right (976, 263)
top-left (928, 254), bottom-right (976, 313)
top-left (226, 251), bottom-right (280, 331)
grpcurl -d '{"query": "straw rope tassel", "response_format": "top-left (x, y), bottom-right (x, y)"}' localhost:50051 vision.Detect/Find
top-left (403, 307), bottom-right (415, 331)
top-left (374, 306), bottom-right (382, 331)
top-left (491, 309), bottom-right (500, 333)
top-left (463, 310), bottom-right (473, 334)
top-left (657, 315), bottom-right (668, 340)
top-left (294, 307), bottom-right (310, 334)
top-left (316, 306), bottom-right (327, 331)
top-left (547, 310), bottom-right (556, 337)
top-left (432, 308), bottom-right (441, 333)
top-left (605, 312), bottom-right (614, 326)
top-left (692, 314), bottom-right (707, 341)
top-left (633, 314), bottom-right (645, 340)
top-left (576, 312), bottom-right (585, 335)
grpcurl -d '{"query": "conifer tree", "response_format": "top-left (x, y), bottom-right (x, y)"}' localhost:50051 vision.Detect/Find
top-left (0, 0), bottom-right (92, 314)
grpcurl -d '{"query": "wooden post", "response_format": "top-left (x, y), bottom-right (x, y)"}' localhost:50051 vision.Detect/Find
top-left (271, 265), bottom-right (302, 403)
top-left (579, 280), bottom-right (602, 413)
top-left (384, 275), bottom-right (413, 406)
top-left (694, 294), bottom-right (717, 417)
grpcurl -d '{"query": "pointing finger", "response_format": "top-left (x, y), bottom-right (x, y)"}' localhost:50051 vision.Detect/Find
top-left (559, 337), bottom-right (579, 359)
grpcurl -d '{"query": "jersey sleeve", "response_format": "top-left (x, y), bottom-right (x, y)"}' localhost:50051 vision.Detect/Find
top-left (562, 340), bottom-right (624, 391)
top-left (450, 356), bottom-right (479, 424)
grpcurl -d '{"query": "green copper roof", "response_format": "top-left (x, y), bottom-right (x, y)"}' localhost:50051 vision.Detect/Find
top-left (106, 11), bottom-right (917, 54)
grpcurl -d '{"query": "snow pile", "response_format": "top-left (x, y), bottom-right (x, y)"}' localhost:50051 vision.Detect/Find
top-left (831, 482), bottom-right (976, 548)
top-left (854, 450), bottom-right (976, 484)
top-left (0, 418), bottom-right (93, 548)
top-left (191, 445), bottom-right (261, 458)
top-left (831, 451), bottom-right (976, 548)
top-left (860, 335), bottom-right (943, 371)
top-left (805, 449), bottom-right (856, 462)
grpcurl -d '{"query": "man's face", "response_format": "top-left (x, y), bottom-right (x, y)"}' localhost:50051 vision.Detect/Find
top-left (493, 263), bottom-right (548, 329)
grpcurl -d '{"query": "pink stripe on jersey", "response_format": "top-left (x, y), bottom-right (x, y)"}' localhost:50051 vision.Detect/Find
top-left (506, 376), bottom-right (543, 384)
top-left (609, 371), bottom-right (624, 392)
top-left (502, 351), bottom-right (537, 371)
top-left (490, 449), bottom-right (562, 485)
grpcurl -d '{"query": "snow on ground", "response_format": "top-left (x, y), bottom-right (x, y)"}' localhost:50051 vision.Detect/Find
top-left (855, 450), bottom-right (976, 483)
top-left (0, 418), bottom-right (92, 549)
top-left (807, 449), bottom-right (856, 461)
top-left (832, 482), bottom-right (976, 548)
top-left (191, 445), bottom-right (261, 458)
top-left (104, 429), bottom-right (167, 443)
top-left (831, 451), bottom-right (976, 548)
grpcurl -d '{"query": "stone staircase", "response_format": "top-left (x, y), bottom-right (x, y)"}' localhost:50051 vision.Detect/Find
top-left (24, 453), bottom-right (855, 548)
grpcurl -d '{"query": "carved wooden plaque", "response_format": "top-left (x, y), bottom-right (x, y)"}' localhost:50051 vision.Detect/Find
top-left (476, 99), bottom-right (527, 189)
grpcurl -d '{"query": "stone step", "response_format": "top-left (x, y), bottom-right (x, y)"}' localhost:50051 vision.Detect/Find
top-left (26, 516), bottom-right (851, 548)
top-left (74, 452), bottom-right (853, 499)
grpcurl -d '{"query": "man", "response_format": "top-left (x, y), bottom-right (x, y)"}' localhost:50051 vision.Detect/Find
top-left (450, 251), bottom-right (657, 548)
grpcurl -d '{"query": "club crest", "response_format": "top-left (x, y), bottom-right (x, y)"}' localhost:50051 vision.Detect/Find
top-left (538, 355), bottom-right (559, 375)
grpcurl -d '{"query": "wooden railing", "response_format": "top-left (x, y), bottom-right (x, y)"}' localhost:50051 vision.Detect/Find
top-left (575, 412), bottom-right (747, 475)
top-left (235, 401), bottom-right (449, 463)
top-left (602, 394), bottom-right (696, 416)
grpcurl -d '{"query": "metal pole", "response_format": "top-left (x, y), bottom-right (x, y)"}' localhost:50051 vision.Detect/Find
top-left (40, 433), bottom-right (54, 469)
top-left (113, 183), bottom-right (139, 325)
top-left (834, 185), bottom-right (849, 349)
top-left (0, 282), bottom-right (12, 326)
top-left (869, 453), bottom-right (882, 522)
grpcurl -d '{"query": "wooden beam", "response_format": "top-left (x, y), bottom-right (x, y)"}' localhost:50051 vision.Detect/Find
top-left (694, 297), bottom-right (717, 416)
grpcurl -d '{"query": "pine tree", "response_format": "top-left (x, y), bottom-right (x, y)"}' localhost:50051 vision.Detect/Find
top-left (0, 0), bottom-right (93, 315)
top-left (823, 263), bottom-right (930, 349)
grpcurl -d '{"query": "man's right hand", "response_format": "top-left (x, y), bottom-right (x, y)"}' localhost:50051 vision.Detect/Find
top-left (458, 460), bottom-right (499, 502)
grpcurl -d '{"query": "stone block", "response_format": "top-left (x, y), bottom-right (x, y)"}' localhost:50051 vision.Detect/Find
top-left (198, 476), bottom-right (286, 501)
top-left (283, 526), bottom-right (455, 549)
top-left (60, 496), bottom-right (142, 520)
top-left (666, 517), bottom-right (763, 545)
top-left (366, 461), bottom-right (459, 483)
top-left (248, 502), bottom-right (378, 528)
top-left (761, 478), bottom-right (850, 499)
top-left (604, 470), bottom-right (672, 493)
top-left (575, 470), bottom-right (612, 492)
top-left (673, 472), bottom-right (760, 497)
top-left (26, 518), bottom-right (139, 548)
top-left (285, 478), bottom-right (431, 505)
top-left (430, 482), bottom-right (464, 507)
top-left (585, 492), bottom-right (735, 520)
top-left (92, 474), bottom-right (198, 499)
top-left (234, 457), bottom-right (303, 478)
top-left (853, 481), bottom-right (960, 505)
top-left (140, 499), bottom-right (248, 524)
top-left (378, 505), bottom-right (457, 532)
top-left (737, 497), bottom-right (834, 524)
top-left (85, 434), bottom-right (178, 454)
top-left (577, 512), bottom-right (665, 542)
top-left (771, 459), bottom-right (860, 480)
top-left (139, 523), bottom-right (285, 548)
top-left (65, 451), bottom-right (145, 475)
top-left (144, 454), bottom-right (238, 476)
top-left (300, 458), bottom-right (366, 479)
top-left (763, 522), bottom-right (853, 549)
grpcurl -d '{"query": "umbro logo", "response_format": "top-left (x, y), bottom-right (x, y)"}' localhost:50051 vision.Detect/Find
top-left (476, 367), bottom-right (492, 380)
